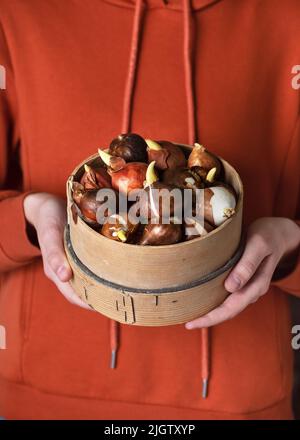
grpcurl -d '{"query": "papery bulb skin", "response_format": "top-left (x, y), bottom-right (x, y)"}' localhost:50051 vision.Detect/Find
top-left (72, 182), bottom-right (85, 206)
top-left (138, 222), bottom-right (182, 246)
top-left (79, 189), bottom-right (102, 222)
top-left (184, 218), bottom-right (214, 241)
top-left (101, 213), bottom-right (139, 243)
top-left (80, 164), bottom-right (112, 190)
top-left (98, 147), bottom-right (148, 195)
top-left (146, 139), bottom-right (186, 170)
top-left (138, 181), bottom-right (183, 222)
top-left (188, 144), bottom-right (222, 180)
top-left (109, 133), bottom-right (148, 163)
top-left (206, 180), bottom-right (237, 197)
top-left (79, 188), bottom-right (118, 224)
top-left (111, 162), bottom-right (148, 195)
top-left (199, 186), bottom-right (236, 227)
top-left (162, 167), bottom-right (203, 190)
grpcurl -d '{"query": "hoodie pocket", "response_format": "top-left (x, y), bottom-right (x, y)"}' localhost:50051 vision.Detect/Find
top-left (0, 263), bottom-right (35, 382)
top-left (21, 262), bottom-right (288, 416)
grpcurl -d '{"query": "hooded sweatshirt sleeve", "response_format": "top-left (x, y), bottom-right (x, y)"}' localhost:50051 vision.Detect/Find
top-left (271, 221), bottom-right (300, 297)
top-left (0, 19), bottom-right (41, 272)
top-left (271, 115), bottom-right (300, 297)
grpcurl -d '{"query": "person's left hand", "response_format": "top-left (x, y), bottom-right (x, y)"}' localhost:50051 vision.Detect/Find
top-left (185, 217), bottom-right (300, 330)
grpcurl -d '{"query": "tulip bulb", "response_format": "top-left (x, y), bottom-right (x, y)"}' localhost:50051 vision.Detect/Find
top-left (200, 186), bottom-right (236, 227)
top-left (72, 185), bottom-right (118, 225)
top-left (146, 139), bottom-right (186, 170)
top-left (101, 213), bottom-right (139, 243)
top-left (137, 181), bottom-right (181, 221)
top-left (138, 222), bottom-right (182, 246)
top-left (77, 189), bottom-right (101, 223)
top-left (80, 163), bottom-right (112, 189)
top-left (109, 133), bottom-right (148, 163)
top-left (98, 148), bottom-right (147, 195)
top-left (162, 167), bottom-right (203, 190)
top-left (188, 143), bottom-right (221, 179)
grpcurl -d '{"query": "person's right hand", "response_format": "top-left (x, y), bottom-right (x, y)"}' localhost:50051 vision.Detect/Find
top-left (24, 192), bottom-right (92, 310)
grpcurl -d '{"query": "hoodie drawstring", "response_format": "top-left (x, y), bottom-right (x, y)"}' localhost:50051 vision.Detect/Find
top-left (109, 0), bottom-right (145, 370)
top-left (110, 0), bottom-right (145, 370)
top-left (182, 0), bottom-right (210, 398)
top-left (183, 0), bottom-right (197, 145)
top-left (110, 319), bottom-right (119, 369)
top-left (201, 327), bottom-right (210, 398)
top-left (121, 0), bottom-right (145, 133)
top-left (110, 0), bottom-right (210, 399)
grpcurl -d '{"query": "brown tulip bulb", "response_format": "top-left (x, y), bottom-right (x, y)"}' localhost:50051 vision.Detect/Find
top-left (133, 163), bottom-right (183, 221)
top-left (139, 182), bottom-right (181, 221)
top-left (188, 143), bottom-right (222, 180)
top-left (80, 164), bottom-right (112, 190)
top-left (78, 189), bottom-right (102, 223)
top-left (98, 149), bottom-right (147, 195)
top-left (101, 213), bottom-right (139, 243)
top-left (195, 186), bottom-right (236, 227)
top-left (109, 133), bottom-right (148, 163)
top-left (78, 188), bottom-right (117, 224)
top-left (146, 139), bottom-right (186, 170)
top-left (206, 180), bottom-right (237, 196)
top-left (184, 217), bottom-right (214, 241)
top-left (162, 167), bottom-right (203, 190)
top-left (138, 222), bottom-right (182, 246)
top-left (113, 162), bottom-right (148, 195)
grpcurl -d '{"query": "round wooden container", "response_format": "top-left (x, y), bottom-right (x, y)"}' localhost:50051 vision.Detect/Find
top-left (64, 144), bottom-right (243, 326)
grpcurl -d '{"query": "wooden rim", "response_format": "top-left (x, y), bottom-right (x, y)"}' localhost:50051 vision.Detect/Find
top-left (65, 225), bottom-right (244, 294)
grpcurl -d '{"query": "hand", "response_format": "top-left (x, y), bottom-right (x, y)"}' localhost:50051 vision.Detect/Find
top-left (185, 217), bottom-right (300, 329)
top-left (24, 193), bottom-right (92, 311)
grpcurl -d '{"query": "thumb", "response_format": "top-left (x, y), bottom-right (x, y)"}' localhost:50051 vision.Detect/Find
top-left (39, 222), bottom-right (72, 282)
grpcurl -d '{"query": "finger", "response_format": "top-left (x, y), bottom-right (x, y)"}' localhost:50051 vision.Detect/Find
top-left (185, 292), bottom-right (248, 329)
top-left (57, 280), bottom-right (93, 311)
top-left (39, 221), bottom-right (72, 282)
top-left (224, 233), bottom-right (271, 293)
top-left (186, 256), bottom-right (277, 329)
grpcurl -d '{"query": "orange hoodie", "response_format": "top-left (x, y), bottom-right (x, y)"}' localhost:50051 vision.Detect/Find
top-left (0, 0), bottom-right (300, 420)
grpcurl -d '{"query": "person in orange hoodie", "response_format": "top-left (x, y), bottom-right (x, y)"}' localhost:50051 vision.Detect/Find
top-left (0, 0), bottom-right (300, 420)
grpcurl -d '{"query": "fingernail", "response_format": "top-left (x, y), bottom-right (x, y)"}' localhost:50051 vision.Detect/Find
top-left (185, 323), bottom-right (195, 330)
top-left (226, 274), bottom-right (241, 292)
top-left (57, 265), bottom-right (69, 281)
